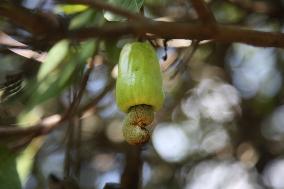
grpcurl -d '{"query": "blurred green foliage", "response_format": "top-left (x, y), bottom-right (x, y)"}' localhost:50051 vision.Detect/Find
top-left (0, 147), bottom-right (21, 189)
top-left (104, 0), bottom-right (144, 21)
top-left (1, 0), bottom-right (284, 189)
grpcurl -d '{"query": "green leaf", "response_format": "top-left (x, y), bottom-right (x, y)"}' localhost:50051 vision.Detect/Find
top-left (212, 2), bottom-right (245, 23)
top-left (105, 40), bottom-right (121, 65)
top-left (29, 60), bottom-right (77, 107)
top-left (69, 9), bottom-right (94, 29)
top-left (79, 40), bottom-right (97, 60)
top-left (37, 40), bottom-right (69, 81)
top-left (56, 4), bottom-right (88, 14)
top-left (0, 147), bottom-right (21, 189)
top-left (104, 0), bottom-right (144, 21)
top-left (144, 0), bottom-right (168, 5)
top-left (26, 40), bottom-right (96, 109)
top-left (69, 10), bottom-right (105, 29)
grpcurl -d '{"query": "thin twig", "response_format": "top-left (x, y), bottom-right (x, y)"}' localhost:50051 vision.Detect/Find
top-left (0, 31), bottom-right (46, 62)
top-left (0, 78), bottom-right (113, 138)
top-left (64, 39), bottom-right (100, 178)
top-left (8, 133), bottom-right (38, 151)
top-left (74, 116), bottom-right (82, 177)
top-left (64, 119), bottom-right (74, 178)
top-left (190, 0), bottom-right (216, 24)
top-left (78, 79), bottom-right (115, 114)
top-left (64, 59), bottom-right (95, 117)
top-left (171, 40), bottom-right (200, 78)
top-left (0, 118), bottom-right (60, 137)
top-left (0, 48), bottom-right (117, 151)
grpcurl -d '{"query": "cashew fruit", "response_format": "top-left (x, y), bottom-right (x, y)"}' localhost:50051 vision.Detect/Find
top-left (115, 42), bottom-right (164, 145)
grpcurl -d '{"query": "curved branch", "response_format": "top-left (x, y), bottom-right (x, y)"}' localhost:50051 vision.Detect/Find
top-left (0, 79), bottom-right (115, 139)
top-left (1, 0), bottom-right (284, 49)
top-left (190, 0), bottom-right (216, 24)
top-left (68, 21), bottom-right (284, 48)
top-left (0, 3), bottom-right (61, 36)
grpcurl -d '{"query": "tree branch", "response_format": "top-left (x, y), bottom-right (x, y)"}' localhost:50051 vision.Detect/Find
top-left (1, 0), bottom-right (284, 49)
top-left (78, 79), bottom-right (115, 114)
top-left (0, 31), bottom-right (46, 62)
top-left (67, 21), bottom-right (284, 48)
top-left (190, 0), bottom-right (216, 24)
top-left (64, 40), bottom-right (99, 117)
top-left (121, 146), bottom-right (142, 189)
top-left (0, 55), bottom-right (117, 151)
top-left (62, 0), bottom-right (284, 48)
top-left (0, 3), bottom-right (62, 36)
top-left (0, 78), bottom-right (114, 137)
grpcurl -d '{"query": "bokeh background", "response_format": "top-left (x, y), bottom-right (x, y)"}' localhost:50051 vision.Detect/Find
top-left (1, 0), bottom-right (284, 189)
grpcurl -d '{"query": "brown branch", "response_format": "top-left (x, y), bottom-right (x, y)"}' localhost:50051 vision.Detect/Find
top-left (64, 40), bottom-right (99, 179)
top-left (64, 119), bottom-right (75, 178)
top-left (64, 49), bottom-right (96, 117)
top-left (0, 31), bottom-right (47, 62)
top-left (190, 0), bottom-right (216, 24)
top-left (61, 0), bottom-right (284, 48)
top-left (0, 115), bottom-right (62, 137)
top-left (74, 117), bottom-right (82, 177)
top-left (121, 146), bottom-right (142, 189)
top-left (171, 40), bottom-right (200, 78)
top-left (0, 77), bottom-right (114, 138)
top-left (0, 45), bottom-right (117, 151)
top-left (0, 0), bottom-right (284, 146)
top-left (78, 79), bottom-right (115, 114)
top-left (67, 21), bottom-right (284, 48)
top-left (0, 3), bottom-right (61, 36)
top-left (1, 0), bottom-right (284, 49)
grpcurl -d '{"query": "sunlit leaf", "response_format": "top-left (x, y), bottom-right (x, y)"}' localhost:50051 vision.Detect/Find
top-left (104, 0), bottom-right (144, 21)
top-left (56, 4), bottom-right (88, 14)
top-left (69, 9), bottom-right (94, 29)
top-left (37, 40), bottom-right (69, 81)
top-left (79, 40), bottom-right (96, 60)
top-left (26, 40), bottom-right (96, 109)
top-left (70, 9), bottom-right (105, 29)
top-left (0, 147), bottom-right (21, 189)
top-left (30, 62), bottom-right (75, 107)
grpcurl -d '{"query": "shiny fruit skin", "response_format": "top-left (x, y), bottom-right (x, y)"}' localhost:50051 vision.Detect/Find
top-left (116, 42), bottom-right (164, 113)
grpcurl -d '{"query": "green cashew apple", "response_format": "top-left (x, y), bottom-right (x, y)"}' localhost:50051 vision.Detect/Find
top-left (116, 42), bottom-right (164, 145)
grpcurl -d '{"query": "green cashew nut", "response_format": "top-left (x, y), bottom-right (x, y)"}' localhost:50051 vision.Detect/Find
top-left (116, 42), bottom-right (164, 145)
top-left (123, 105), bottom-right (154, 145)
